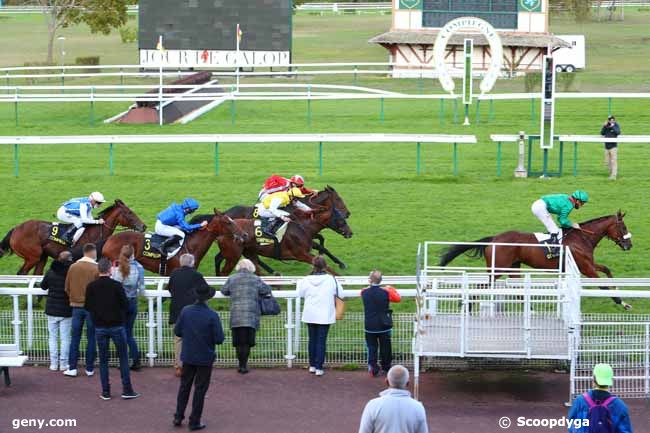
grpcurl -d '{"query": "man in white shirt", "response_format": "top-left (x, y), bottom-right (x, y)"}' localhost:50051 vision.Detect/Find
top-left (358, 365), bottom-right (428, 433)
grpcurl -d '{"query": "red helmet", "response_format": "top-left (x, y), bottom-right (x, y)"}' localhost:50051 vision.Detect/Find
top-left (290, 174), bottom-right (305, 187)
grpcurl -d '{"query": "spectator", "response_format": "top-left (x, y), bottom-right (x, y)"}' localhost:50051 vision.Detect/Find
top-left (173, 283), bottom-right (224, 430)
top-left (567, 363), bottom-right (633, 433)
top-left (41, 251), bottom-right (73, 372)
top-left (361, 270), bottom-right (401, 377)
top-left (358, 365), bottom-right (428, 433)
top-left (221, 258), bottom-right (272, 374)
top-left (85, 258), bottom-right (140, 401)
top-left (297, 255), bottom-right (343, 377)
top-left (601, 115), bottom-right (621, 180)
top-left (168, 253), bottom-right (208, 377)
top-left (63, 243), bottom-right (99, 377)
top-left (111, 244), bottom-right (145, 371)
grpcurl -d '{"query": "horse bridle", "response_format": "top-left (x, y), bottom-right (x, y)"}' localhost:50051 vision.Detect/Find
top-left (609, 216), bottom-right (632, 248)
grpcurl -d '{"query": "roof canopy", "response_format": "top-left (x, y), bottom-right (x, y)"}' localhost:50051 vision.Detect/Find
top-left (369, 31), bottom-right (570, 48)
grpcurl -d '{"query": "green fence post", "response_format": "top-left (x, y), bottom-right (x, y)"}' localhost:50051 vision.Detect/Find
top-left (14, 88), bottom-right (19, 127)
top-left (230, 86), bottom-right (236, 126)
top-left (379, 97), bottom-right (384, 124)
top-left (318, 142), bottom-right (323, 176)
top-left (453, 98), bottom-right (458, 124)
top-left (542, 148), bottom-right (549, 178)
top-left (14, 143), bottom-right (19, 177)
top-left (307, 85), bottom-right (312, 126)
top-left (416, 142), bottom-right (421, 175)
top-left (527, 136), bottom-right (533, 174)
top-left (608, 97), bottom-right (612, 116)
top-left (214, 142), bottom-right (219, 176)
top-left (453, 142), bottom-right (458, 176)
top-left (497, 141), bottom-right (502, 177)
top-left (573, 141), bottom-right (578, 176)
top-left (489, 98), bottom-right (495, 122)
top-left (89, 87), bottom-right (95, 127)
top-left (475, 99), bottom-right (481, 125)
top-left (109, 143), bottom-right (114, 176)
top-left (439, 98), bottom-right (444, 126)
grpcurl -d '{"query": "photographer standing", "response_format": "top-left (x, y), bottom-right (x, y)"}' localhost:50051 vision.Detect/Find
top-left (601, 115), bottom-right (621, 180)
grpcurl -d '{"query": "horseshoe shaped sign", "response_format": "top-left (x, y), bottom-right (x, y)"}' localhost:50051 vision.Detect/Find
top-left (433, 17), bottom-right (503, 95)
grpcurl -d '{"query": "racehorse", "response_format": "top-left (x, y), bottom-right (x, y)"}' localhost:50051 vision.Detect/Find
top-left (101, 209), bottom-right (245, 276)
top-left (0, 200), bottom-right (146, 275)
top-left (438, 211), bottom-right (633, 309)
top-left (209, 188), bottom-right (353, 275)
top-left (218, 186), bottom-right (352, 273)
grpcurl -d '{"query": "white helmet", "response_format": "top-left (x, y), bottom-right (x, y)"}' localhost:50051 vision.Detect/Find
top-left (89, 191), bottom-right (106, 204)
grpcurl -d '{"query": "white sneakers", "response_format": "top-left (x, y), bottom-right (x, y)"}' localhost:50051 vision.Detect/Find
top-left (315, 369), bottom-right (324, 376)
top-left (59, 365), bottom-right (69, 372)
top-left (308, 367), bottom-right (316, 373)
top-left (49, 364), bottom-right (58, 371)
top-left (85, 369), bottom-right (95, 377)
top-left (63, 369), bottom-right (78, 377)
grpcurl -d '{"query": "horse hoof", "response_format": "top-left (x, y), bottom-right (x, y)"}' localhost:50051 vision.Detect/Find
top-left (623, 303), bottom-right (633, 311)
top-left (338, 263), bottom-right (347, 270)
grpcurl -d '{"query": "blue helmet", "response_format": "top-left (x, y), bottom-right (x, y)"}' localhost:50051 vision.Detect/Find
top-left (182, 198), bottom-right (199, 212)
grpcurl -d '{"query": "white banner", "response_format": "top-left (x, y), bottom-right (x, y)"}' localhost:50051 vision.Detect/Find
top-left (139, 50), bottom-right (291, 68)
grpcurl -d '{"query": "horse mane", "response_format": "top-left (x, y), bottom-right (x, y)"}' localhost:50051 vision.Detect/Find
top-left (189, 214), bottom-right (212, 224)
top-left (98, 200), bottom-right (122, 217)
top-left (579, 214), bottom-right (616, 225)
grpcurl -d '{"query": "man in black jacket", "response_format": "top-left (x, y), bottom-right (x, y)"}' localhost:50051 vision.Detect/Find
top-left (174, 283), bottom-right (224, 430)
top-left (85, 258), bottom-right (139, 401)
top-left (41, 251), bottom-right (73, 371)
top-left (361, 270), bottom-right (401, 377)
top-left (601, 115), bottom-right (621, 180)
top-left (168, 253), bottom-right (209, 377)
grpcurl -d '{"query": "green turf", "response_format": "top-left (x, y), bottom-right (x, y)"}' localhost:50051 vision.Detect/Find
top-left (0, 12), bottom-right (649, 316)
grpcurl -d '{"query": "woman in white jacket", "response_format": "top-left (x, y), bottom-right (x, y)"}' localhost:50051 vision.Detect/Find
top-left (297, 256), bottom-right (344, 376)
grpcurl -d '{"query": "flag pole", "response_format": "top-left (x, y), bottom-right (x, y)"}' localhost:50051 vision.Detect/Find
top-left (236, 23), bottom-right (240, 93)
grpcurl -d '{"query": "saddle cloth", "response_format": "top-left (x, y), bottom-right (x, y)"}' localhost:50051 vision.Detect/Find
top-left (142, 233), bottom-right (184, 260)
top-left (48, 223), bottom-right (76, 246)
top-left (534, 230), bottom-right (564, 243)
top-left (254, 219), bottom-right (288, 246)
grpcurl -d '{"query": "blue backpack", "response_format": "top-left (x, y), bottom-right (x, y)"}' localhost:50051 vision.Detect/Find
top-left (583, 392), bottom-right (616, 433)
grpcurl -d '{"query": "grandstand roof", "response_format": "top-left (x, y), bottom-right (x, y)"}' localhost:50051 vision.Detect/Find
top-left (369, 31), bottom-right (571, 48)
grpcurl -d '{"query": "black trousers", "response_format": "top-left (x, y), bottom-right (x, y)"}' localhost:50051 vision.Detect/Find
top-left (365, 331), bottom-right (392, 373)
top-left (175, 364), bottom-right (212, 426)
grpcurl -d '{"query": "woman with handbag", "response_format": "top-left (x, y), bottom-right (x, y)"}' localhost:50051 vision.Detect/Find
top-left (221, 259), bottom-right (272, 374)
top-left (297, 256), bottom-right (344, 377)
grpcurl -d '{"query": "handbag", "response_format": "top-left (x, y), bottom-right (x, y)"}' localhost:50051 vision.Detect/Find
top-left (259, 294), bottom-right (281, 316)
top-left (333, 277), bottom-right (345, 320)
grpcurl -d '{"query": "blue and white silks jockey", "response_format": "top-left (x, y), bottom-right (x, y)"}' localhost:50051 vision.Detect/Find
top-left (56, 191), bottom-right (107, 244)
top-left (154, 198), bottom-right (207, 257)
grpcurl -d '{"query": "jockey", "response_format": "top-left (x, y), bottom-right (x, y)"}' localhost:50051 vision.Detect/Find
top-left (155, 198), bottom-right (207, 255)
top-left (255, 187), bottom-right (312, 236)
top-left (56, 192), bottom-right (106, 244)
top-left (531, 190), bottom-right (589, 246)
top-left (258, 174), bottom-right (313, 200)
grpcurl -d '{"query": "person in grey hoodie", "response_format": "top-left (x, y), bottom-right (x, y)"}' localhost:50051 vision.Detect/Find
top-left (358, 365), bottom-right (428, 433)
top-left (297, 256), bottom-right (343, 377)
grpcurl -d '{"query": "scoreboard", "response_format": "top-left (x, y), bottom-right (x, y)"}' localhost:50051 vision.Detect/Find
top-left (139, 0), bottom-right (292, 68)
top-left (422, 0), bottom-right (519, 29)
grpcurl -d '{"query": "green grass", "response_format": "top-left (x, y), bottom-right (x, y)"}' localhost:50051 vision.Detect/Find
top-left (0, 12), bottom-right (650, 316)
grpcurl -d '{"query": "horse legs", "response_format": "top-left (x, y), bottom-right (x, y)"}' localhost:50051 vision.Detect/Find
top-left (582, 263), bottom-right (629, 310)
top-left (292, 250), bottom-right (339, 276)
top-left (593, 263), bottom-right (631, 310)
top-left (33, 253), bottom-right (49, 307)
top-left (311, 241), bottom-right (347, 270)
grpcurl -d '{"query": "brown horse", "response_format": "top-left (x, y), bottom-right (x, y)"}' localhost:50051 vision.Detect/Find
top-left (211, 188), bottom-right (353, 275)
top-left (220, 186), bottom-right (352, 272)
top-left (439, 211), bottom-right (633, 309)
top-left (101, 209), bottom-right (245, 276)
top-left (0, 200), bottom-right (146, 275)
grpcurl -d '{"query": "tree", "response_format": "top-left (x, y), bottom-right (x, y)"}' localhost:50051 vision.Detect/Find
top-left (37, 0), bottom-right (129, 64)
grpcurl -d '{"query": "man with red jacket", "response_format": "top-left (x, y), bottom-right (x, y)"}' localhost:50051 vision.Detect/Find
top-left (361, 270), bottom-right (401, 377)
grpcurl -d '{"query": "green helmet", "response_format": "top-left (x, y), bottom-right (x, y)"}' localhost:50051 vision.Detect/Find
top-left (572, 190), bottom-right (589, 203)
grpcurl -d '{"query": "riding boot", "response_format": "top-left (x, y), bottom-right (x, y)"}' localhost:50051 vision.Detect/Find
top-left (547, 233), bottom-right (560, 258)
top-left (262, 219), bottom-right (280, 239)
top-left (160, 235), bottom-right (182, 256)
top-left (63, 227), bottom-right (78, 245)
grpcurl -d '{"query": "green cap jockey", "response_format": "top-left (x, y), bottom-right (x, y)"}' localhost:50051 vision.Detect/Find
top-left (572, 190), bottom-right (589, 203)
top-left (540, 192), bottom-right (588, 229)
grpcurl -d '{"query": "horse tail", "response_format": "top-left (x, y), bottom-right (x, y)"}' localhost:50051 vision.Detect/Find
top-left (439, 236), bottom-right (494, 266)
top-left (0, 228), bottom-right (14, 258)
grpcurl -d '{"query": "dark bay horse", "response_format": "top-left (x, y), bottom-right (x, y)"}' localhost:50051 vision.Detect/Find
top-left (209, 188), bottom-right (353, 275)
top-left (101, 209), bottom-right (245, 276)
top-left (218, 186), bottom-right (352, 273)
top-left (0, 200), bottom-right (146, 275)
top-left (439, 211), bottom-right (633, 309)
